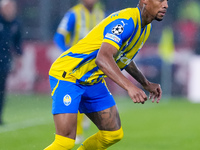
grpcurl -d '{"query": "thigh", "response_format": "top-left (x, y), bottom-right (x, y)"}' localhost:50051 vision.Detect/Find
top-left (85, 105), bottom-right (121, 131)
top-left (53, 113), bottom-right (77, 139)
top-left (49, 76), bottom-right (84, 139)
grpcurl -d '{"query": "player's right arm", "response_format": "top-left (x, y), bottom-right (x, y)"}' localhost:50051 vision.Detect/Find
top-left (54, 11), bottom-right (75, 52)
top-left (96, 42), bottom-right (147, 104)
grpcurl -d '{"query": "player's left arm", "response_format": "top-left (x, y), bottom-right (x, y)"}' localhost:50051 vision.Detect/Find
top-left (125, 61), bottom-right (162, 103)
top-left (54, 11), bottom-right (75, 51)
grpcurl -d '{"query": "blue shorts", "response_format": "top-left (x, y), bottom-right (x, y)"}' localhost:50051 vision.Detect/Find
top-left (49, 76), bottom-right (116, 114)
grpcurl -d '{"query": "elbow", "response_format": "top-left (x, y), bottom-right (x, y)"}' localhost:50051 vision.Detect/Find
top-left (95, 57), bottom-right (101, 67)
top-left (95, 56), bottom-right (104, 69)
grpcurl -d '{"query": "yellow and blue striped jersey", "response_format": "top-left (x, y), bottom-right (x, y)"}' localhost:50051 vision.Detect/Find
top-left (49, 7), bottom-right (152, 85)
top-left (54, 3), bottom-right (105, 51)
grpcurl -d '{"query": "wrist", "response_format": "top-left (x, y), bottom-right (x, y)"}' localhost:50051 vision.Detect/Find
top-left (141, 80), bottom-right (150, 88)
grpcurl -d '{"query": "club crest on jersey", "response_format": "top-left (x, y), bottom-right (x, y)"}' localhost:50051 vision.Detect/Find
top-left (112, 24), bottom-right (124, 35)
top-left (63, 94), bottom-right (72, 106)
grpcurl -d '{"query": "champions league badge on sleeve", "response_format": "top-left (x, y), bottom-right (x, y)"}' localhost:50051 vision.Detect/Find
top-left (112, 24), bottom-right (124, 35)
top-left (63, 94), bottom-right (72, 106)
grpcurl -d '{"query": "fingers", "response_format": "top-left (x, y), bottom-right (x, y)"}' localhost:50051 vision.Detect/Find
top-left (130, 84), bottom-right (162, 104)
top-left (151, 94), bottom-right (157, 103)
top-left (132, 91), bottom-right (147, 104)
top-left (150, 87), bottom-right (162, 103)
top-left (149, 92), bottom-right (153, 100)
top-left (156, 87), bottom-right (162, 103)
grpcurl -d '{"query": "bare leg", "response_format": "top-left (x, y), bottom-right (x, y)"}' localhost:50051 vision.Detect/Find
top-left (53, 105), bottom-right (121, 139)
top-left (53, 113), bottom-right (78, 139)
top-left (86, 105), bottom-right (121, 131)
top-left (77, 105), bottom-right (123, 150)
top-left (44, 113), bottom-right (78, 150)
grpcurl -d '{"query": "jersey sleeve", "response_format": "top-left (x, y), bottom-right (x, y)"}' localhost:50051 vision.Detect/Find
top-left (54, 11), bottom-right (75, 51)
top-left (54, 33), bottom-right (70, 52)
top-left (57, 11), bottom-right (75, 34)
top-left (103, 18), bottom-right (134, 50)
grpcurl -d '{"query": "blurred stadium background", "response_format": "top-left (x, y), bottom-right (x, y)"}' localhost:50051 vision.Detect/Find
top-left (1, 0), bottom-right (200, 149)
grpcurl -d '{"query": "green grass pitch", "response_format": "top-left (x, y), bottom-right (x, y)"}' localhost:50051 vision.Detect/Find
top-left (0, 94), bottom-right (200, 150)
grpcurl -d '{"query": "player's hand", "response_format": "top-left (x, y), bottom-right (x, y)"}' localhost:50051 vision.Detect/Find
top-left (143, 82), bottom-right (162, 103)
top-left (127, 85), bottom-right (148, 104)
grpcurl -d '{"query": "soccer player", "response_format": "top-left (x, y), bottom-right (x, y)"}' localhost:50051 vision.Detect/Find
top-left (54, 0), bottom-right (105, 52)
top-left (54, 0), bottom-right (105, 144)
top-left (45, 0), bottom-right (168, 149)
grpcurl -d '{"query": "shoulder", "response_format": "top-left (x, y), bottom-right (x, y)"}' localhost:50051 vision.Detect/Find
top-left (70, 3), bottom-right (83, 12)
top-left (10, 18), bottom-right (21, 29)
top-left (61, 10), bottom-right (76, 24)
top-left (64, 4), bottom-right (84, 19)
top-left (110, 8), bottom-right (138, 19)
top-left (64, 9), bottom-right (75, 18)
top-left (103, 15), bottom-right (135, 48)
top-left (106, 10), bottom-right (135, 35)
top-left (108, 7), bottom-right (141, 28)
top-left (108, 18), bottom-right (135, 34)
top-left (63, 3), bottom-right (82, 17)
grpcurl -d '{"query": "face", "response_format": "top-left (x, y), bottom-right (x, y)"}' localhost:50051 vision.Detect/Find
top-left (81, 0), bottom-right (98, 9)
top-left (1, 0), bottom-right (17, 21)
top-left (145, 0), bottom-right (168, 21)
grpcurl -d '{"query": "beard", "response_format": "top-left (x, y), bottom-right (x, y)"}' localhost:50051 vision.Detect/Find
top-left (155, 17), bottom-right (163, 21)
top-left (155, 14), bottom-right (163, 21)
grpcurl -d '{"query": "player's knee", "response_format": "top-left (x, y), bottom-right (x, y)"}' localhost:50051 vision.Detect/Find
top-left (99, 127), bottom-right (124, 147)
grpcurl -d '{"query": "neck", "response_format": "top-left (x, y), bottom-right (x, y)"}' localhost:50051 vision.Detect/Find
top-left (1, 13), bottom-right (15, 22)
top-left (138, 4), bottom-right (153, 28)
top-left (83, 4), bottom-right (93, 12)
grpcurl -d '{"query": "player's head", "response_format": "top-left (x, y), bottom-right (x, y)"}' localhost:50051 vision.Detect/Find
top-left (0, 0), bottom-right (17, 21)
top-left (139, 0), bottom-right (168, 22)
top-left (81, 0), bottom-right (98, 11)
